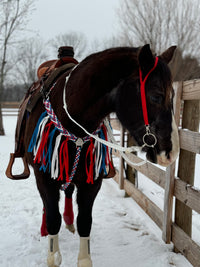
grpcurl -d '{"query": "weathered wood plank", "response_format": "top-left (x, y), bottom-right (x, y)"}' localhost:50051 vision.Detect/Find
top-left (179, 129), bottom-right (200, 154)
top-left (119, 125), bottom-right (125, 189)
top-left (113, 173), bottom-right (163, 230)
top-left (162, 81), bottom-right (183, 243)
top-left (182, 79), bottom-right (200, 100)
top-left (162, 163), bottom-right (176, 244)
top-left (1, 101), bottom-right (20, 108)
top-left (172, 223), bottom-right (200, 267)
top-left (114, 152), bottom-right (166, 189)
top-left (174, 177), bottom-right (200, 214)
top-left (173, 81), bottom-right (183, 126)
top-left (175, 98), bottom-right (200, 248)
top-left (110, 118), bottom-right (120, 131)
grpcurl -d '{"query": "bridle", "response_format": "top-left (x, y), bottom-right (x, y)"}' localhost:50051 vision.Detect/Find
top-left (139, 57), bottom-right (159, 148)
top-left (59, 57), bottom-right (160, 169)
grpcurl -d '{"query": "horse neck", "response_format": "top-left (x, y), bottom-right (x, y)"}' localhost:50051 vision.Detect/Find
top-left (64, 48), bottom-right (139, 134)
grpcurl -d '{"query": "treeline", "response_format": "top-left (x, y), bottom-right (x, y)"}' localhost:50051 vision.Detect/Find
top-left (2, 84), bottom-right (28, 102)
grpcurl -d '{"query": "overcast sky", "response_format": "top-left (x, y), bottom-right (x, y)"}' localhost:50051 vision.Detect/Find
top-left (27, 0), bottom-right (122, 43)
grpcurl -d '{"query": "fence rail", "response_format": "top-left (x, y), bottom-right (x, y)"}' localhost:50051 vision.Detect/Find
top-left (111, 79), bottom-right (200, 267)
top-left (1, 101), bottom-right (20, 109)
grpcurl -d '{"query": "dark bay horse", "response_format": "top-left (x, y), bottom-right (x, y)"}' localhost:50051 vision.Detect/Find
top-left (22, 44), bottom-right (178, 267)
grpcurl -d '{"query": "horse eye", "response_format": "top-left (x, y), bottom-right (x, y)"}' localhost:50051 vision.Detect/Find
top-left (150, 95), bottom-right (163, 104)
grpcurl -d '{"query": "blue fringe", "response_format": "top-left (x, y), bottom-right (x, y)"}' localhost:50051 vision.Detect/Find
top-left (98, 129), bottom-right (108, 176)
top-left (28, 111), bottom-right (47, 153)
top-left (39, 127), bottom-right (57, 173)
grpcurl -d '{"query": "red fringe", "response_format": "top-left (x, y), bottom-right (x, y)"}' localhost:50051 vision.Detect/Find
top-left (58, 138), bottom-right (69, 182)
top-left (34, 121), bottom-right (53, 164)
top-left (85, 138), bottom-right (94, 184)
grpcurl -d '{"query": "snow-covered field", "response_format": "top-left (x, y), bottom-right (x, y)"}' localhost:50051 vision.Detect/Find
top-left (0, 114), bottom-right (196, 267)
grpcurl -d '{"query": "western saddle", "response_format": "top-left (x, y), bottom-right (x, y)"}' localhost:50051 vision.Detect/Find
top-left (6, 46), bottom-right (78, 179)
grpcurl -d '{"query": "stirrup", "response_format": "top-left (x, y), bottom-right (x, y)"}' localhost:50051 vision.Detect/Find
top-left (5, 153), bottom-right (30, 180)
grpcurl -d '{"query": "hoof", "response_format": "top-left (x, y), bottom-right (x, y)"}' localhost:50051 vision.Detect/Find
top-left (66, 223), bottom-right (75, 234)
top-left (47, 251), bottom-right (62, 267)
top-left (78, 258), bottom-right (92, 267)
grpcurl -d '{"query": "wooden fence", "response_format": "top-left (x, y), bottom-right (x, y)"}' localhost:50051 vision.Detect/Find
top-left (111, 80), bottom-right (200, 267)
top-left (1, 101), bottom-right (20, 109)
top-left (1, 102), bottom-right (19, 116)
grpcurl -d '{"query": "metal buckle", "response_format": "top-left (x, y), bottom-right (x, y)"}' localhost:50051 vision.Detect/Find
top-left (142, 125), bottom-right (157, 148)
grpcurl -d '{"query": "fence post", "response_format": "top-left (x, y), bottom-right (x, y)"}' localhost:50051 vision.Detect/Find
top-left (119, 124), bottom-right (125, 189)
top-left (126, 133), bottom-right (137, 185)
top-left (162, 81), bottom-right (183, 243)
top-left (174, 96), bottom-right (200, 251)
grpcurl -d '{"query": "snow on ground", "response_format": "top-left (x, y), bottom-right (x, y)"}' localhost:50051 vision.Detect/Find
top-left (0, 115), bottom-right (194, 267)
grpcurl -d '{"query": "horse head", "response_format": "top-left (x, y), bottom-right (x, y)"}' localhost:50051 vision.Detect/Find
top-left (115, 44), bottom-right (179, 167)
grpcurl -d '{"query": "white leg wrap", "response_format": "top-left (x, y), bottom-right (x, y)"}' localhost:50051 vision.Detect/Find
top-left (77, 237), bottom-right (92, 267)
top-left (47, 234), bottom-right (62, 267)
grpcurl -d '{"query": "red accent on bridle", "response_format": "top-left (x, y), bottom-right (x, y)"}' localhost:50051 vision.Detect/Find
top-left (139, 57), bottom-right (159, 126)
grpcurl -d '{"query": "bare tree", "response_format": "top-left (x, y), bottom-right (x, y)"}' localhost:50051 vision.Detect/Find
top-left (0, 0), bottom-right (34, 135)
top-left (118, 0), bottom-right (200, 80)
top-left (102, 35), bottom-right (127, 49)
top-left (13, 38), bottom-right (48, 87)
top-left (51, 32), bottom-right (88, 61)
top-left (88, 35), bottom-right (127, 56)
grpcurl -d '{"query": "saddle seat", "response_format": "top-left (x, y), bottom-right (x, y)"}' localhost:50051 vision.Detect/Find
top-left (37, 56), bottom-right (78, 79)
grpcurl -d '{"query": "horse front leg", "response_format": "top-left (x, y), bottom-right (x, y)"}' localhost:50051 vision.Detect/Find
top-left (35, 170), bottom-right (62, 267)
top-left (76, 178), bottom-right (102, 267)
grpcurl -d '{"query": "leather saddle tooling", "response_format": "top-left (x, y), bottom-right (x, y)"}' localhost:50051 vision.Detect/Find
top-left (6, 46), bottom-right (78, 180)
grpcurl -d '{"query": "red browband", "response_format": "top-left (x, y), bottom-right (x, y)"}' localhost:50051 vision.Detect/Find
top-left (139, 57), bottom-right (159, 126)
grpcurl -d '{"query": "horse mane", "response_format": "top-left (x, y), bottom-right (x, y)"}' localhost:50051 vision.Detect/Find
top-left (65, 47), bottom-right (140, 107)
top-left (80, 47), bottom-right (139, 65)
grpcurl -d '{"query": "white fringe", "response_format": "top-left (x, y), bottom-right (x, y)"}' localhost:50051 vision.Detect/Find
top-left (51, 133), bottom-right (63, 179)
top-left (33, 115), bottom-right (49, 158)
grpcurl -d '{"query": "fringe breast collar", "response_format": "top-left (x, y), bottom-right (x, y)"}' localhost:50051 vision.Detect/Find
top-left (28, 96), bottom-right (113, 190)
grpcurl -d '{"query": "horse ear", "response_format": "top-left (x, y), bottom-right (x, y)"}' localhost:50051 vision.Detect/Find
top-left (138, 44), bottom-right (155, 74)
top-left (159, 46), bottom-right (177, 64)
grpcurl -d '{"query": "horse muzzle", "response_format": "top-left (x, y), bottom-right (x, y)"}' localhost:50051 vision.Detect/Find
top-left (157, 150), bottom-right (178, 167)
